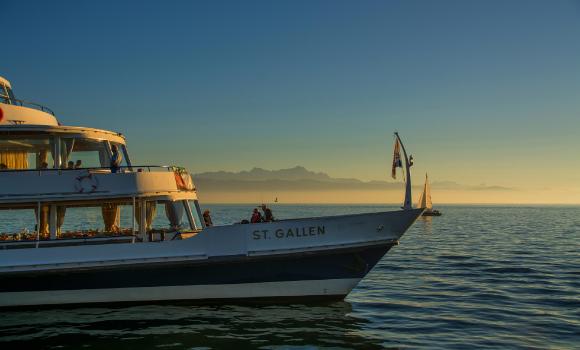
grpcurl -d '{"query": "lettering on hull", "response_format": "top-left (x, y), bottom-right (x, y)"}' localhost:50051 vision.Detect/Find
top-left (252, 226), bottom-right (326, 240)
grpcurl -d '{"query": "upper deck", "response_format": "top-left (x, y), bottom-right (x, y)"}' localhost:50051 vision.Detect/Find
top-left (0, 165), bottom-right (197, 205)
top-left (0, 76), bottom-right (202, 243)
top-left (1, 76), bottom-right (59, 126)
top-left (0, 120), bottom-right (196, 204)
top-left (0, 76), bottom-right (197, 204)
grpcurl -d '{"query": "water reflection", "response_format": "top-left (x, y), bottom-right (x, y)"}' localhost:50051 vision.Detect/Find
top-left (0, 302), bottom-right (386, 349)
top-left (416, 215), bottom-right (433, 234)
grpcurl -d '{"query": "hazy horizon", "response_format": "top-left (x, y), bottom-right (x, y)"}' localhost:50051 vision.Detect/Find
top-left (191, 165), bottom-right (580, 205)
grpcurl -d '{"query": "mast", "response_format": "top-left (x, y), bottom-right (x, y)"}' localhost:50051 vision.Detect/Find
top-left (425, 173), bottom-right (433, 209)
top-left (394, 132), bottom-right (413, 210)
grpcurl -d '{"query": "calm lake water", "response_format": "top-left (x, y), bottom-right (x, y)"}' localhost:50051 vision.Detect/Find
top-left (0, 204), bottom-right (578, 349)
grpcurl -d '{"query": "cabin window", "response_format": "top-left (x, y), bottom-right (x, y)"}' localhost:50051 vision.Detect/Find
top-left (0, 85), bottom-right (14, 104)
top-left (148, 200), bottom-right (198, 233)
top-left (57, 204), bottom-right (136, 238)
top-left (0, 85), bottom-right (9, 103)
top-left (0, 136), bottom-right (56, 170)
top-left (188, 200), bottom-right (203, 228)
top-left (59, 138), bottom-right (110, 169)
top-left (7, 87), bottom-right (15, 102)
top-left (55, 200), bottom-right (194, 238)
top-left (0, 208), bottom-right (37, 240)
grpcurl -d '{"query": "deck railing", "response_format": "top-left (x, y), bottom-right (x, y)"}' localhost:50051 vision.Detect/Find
top-left (0, 165), bottom-right (196, 195)
top-left (0, 165), bottom-right (181, 174)
top-left (10, 98), bottom-right (55, 116)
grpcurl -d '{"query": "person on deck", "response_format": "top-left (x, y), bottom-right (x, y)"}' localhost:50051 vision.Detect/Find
top-left (203, 209), bottom-right (213, 227)
top-left (261, 204), bottom-right (274, 222)
top-left (67, 161), bottom-right (74, 169)
top-left (250, 208), bottom-right (263, 223)
top-left (110, 144), bottom-right (122, 173)
top-left (75, 160), bottom-right (82, 169)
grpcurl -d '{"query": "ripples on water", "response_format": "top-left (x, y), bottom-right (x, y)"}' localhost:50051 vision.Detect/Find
top-left (1, 205), bottom-right (579, 349)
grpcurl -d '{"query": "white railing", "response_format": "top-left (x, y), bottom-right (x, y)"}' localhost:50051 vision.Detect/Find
top-left (0, 166), bottom-right (196, 202)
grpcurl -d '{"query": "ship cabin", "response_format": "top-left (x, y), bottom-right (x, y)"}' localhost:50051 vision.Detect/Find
top-left (0, 76), bottom-right (204, 249)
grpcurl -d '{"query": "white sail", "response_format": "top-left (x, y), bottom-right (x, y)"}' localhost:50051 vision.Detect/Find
top-left (417, 173), bottom-right (433, 209)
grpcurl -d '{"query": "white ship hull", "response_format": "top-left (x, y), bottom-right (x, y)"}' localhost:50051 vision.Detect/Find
top-left (0, 209), bottom-right (423, 307)
top-left (1, 279), bottom-right (362, 307)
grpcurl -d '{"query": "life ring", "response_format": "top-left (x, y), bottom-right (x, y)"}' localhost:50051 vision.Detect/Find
top-left (74, 171), bottom-right (99, 193)
top-left (174, 170), bottom-right (195, 191)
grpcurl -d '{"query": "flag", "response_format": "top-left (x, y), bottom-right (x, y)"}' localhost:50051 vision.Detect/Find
top-left (391, 139), bottom-right (402, 179)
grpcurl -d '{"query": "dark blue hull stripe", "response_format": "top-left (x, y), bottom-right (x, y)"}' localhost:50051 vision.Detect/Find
top-left (0, 294), bottom-right (349, 310)
top-left (0, 244), bottom-right (392, 293)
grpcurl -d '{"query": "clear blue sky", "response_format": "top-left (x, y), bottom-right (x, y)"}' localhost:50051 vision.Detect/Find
top-left (2, 0), bottom-right (580, 199)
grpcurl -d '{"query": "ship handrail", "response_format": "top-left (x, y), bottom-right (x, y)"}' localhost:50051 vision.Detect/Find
top-left (0, 165), bottom-right (186, 174)
top-left (10, 98), bottom-right (55, 116)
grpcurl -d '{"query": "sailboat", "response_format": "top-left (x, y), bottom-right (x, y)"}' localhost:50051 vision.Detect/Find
top-left (417, 173), bottom-right (441, 216)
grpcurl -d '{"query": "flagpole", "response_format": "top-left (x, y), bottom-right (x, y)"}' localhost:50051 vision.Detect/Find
top-left (394, 132), bottom-right (413, 210)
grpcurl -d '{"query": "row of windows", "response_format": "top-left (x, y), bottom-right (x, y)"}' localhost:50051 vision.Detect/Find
top-left (0, 136), bottom-right (129, 170)
top-left (0, 200), bottom-right (202, 240)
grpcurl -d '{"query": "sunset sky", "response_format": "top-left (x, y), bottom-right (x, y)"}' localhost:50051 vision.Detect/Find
top-left (2, 1), bottom-right (579, 203)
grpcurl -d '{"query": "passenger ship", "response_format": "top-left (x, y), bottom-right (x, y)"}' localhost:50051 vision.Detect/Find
top-left (0, 76), bottom-right (423, 307)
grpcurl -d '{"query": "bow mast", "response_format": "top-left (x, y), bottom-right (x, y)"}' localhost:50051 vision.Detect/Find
top-left (394, 132), bottom-right (413, 210)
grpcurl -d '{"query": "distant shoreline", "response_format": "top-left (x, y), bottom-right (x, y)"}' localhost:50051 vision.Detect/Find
top-left (198, 202), bottom-right (580, 207)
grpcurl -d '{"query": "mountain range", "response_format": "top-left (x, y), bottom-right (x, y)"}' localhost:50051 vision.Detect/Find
top-left (192, 166), bottom-right (513, 192)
